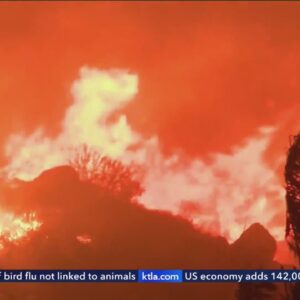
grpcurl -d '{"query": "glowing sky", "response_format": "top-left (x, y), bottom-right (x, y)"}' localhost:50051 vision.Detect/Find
top-left (1, 2), bottom-right (300, 243)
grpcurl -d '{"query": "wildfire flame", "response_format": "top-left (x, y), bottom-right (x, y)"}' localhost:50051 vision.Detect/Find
top-left (0, 67), bottom-right (286, 243)
top-left (0, 212), bottom-right (41, 248)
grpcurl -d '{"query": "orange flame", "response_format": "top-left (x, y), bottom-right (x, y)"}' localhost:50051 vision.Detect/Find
top-left (1, 67), bottom-right (286, 243)
top-left (0, 212), bottom-right (41, 247)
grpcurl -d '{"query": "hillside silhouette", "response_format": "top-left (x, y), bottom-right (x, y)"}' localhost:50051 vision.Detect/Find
top-left (0, 165), bottom-right (288, 299)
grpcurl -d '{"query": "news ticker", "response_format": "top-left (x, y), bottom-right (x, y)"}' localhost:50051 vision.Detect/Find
top-left (0, 270), bottom-right (300, 283)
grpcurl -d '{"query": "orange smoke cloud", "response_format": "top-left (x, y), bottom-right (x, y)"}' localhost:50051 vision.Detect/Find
top-left (1, 67), bottom-right (285, 242)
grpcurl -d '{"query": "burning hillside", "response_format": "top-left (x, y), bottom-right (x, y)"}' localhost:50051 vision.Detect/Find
top-left (0, 165), bottom-right (284, 299)
top-left (0, 67), bottom-right (285, 243)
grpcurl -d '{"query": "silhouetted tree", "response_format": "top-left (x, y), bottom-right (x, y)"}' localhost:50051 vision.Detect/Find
top-left (285, 134), bottom-right (300, 259)
top-left (285, 133), bottom-right (300, 300)
top-left (69, 144), bottom-right (144, 201)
